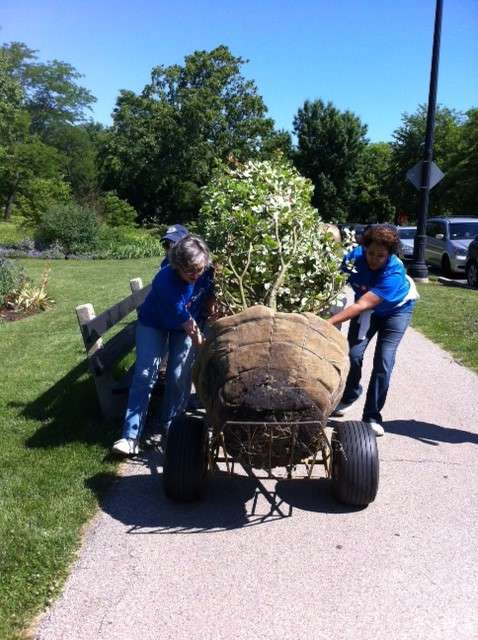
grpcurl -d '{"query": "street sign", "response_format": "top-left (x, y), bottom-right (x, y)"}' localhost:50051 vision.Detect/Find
top-left (406, 160), bottom-right (444, 190)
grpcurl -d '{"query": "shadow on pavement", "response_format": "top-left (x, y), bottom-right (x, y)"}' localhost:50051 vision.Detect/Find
top-left (385, 419), bottom-right (478, 446)
top-left (87, 452), bottom-right (261, 534)
top-left (275, 478), bottom-right (363, 514)
top-left (87, 449), bottom-right (361, 533)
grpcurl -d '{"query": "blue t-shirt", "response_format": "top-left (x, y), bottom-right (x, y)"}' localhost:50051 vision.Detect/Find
top-left (138, 265), bottom-right (193, 330)
top-left (160, 257), bottom-right (215, 321)
top-left (341, 245), bottom-right (411, 316)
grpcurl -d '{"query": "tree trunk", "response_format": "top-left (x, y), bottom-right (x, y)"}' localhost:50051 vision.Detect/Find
top-left (4, 191), bottom-right (16, 221)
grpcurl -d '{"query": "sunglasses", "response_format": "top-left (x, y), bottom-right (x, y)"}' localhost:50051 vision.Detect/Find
top-left (180, 264), bottom-right (206, 277)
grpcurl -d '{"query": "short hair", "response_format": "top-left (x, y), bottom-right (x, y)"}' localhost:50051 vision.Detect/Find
top-left (169, 234), bottom-right (210, 273)
top-left (363, 224), bottom-right (400, 255)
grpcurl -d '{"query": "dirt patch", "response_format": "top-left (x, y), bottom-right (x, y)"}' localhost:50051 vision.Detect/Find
top-left (0, 306), bottom-right (39, 322)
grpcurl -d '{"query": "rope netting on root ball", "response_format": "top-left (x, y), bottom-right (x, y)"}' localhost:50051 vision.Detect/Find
top-left (194, 305), bottom-right (349, 469)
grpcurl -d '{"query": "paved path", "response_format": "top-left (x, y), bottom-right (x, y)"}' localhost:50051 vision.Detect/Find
top-left (34, 324), bottom-right (478, 640)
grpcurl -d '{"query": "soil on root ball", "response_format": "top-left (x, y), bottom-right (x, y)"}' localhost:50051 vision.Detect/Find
top-left (217, 369), bottom-right (326, 469)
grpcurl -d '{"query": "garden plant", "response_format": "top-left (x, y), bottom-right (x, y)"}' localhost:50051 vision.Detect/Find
top-left (199, 158), bottom-right (346, 315)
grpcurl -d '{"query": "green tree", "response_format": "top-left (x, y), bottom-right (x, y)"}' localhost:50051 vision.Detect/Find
top-left (0, 42), bottom-right (95, 220)
top-left (43, 124), bottom-right (98, 201)
top-left (350, 142), bottom-right (395, 223)
top-left (0, 50), bottom-right (28, 218)
top-left (293, 99), bottom-right (368, 222)
top-left (103, 45), bottom-right (279, 223)
top-left (260, 130), bottom-right (294, 161)
top-left (15, 177), bottom-right (71, 224)
top-left (0, 50), bottom-right (24, 143)
top-left (1, 41), bottom-right (96, 134)
top-left (389, 105), bottom-right (463, 220)
top-left (0, 134), bottom-right (68, 221)
top-left (446, 108), bottom-right (478, 213)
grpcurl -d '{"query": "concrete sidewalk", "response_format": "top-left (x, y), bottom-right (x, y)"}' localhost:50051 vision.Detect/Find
top-left (34, 326), bottom-right (478, 640)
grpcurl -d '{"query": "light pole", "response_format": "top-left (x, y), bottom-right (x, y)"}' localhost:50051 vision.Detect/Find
top-left (408, 0), bottom-right (444, 282)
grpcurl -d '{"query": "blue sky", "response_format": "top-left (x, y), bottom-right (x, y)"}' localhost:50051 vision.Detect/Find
top-left (1, 0), bottom-right (477, 142)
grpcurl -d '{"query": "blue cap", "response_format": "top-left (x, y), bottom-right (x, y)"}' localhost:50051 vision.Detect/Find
top-left (162, 224), bottom-right (189, 243)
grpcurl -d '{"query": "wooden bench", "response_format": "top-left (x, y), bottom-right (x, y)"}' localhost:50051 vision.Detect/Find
top-left (75, 277), bottom-right (151, 419)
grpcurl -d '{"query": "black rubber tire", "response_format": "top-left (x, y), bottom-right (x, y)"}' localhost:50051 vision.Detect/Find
top-left (331, 420), bottom-right (379, 507)
top-left (163, 414), bottom-right (209, 501)
top-left (441, 254), bottom-right (452, 277)
top-left (466, 260), bottom-right (478, 289)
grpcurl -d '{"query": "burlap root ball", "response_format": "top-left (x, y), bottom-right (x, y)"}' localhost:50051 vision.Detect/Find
top-left (194, 305), bottom-right (349, 469)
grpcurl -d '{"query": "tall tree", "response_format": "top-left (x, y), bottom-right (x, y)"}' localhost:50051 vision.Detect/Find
top-left (293, 99), bottom-right (368, 222)
top-left (0, 136), bottom-right (66, 221)
top-left (1, 41), bottom-right (96, 134)
top-left (446, 108), bottom-right (478, 213)
top-left (43, 124), bottom-right (98, 202)
top-left (389, 104), bottom-right (463, 219)
top-left (0, 42), bottom-right (96, 219)
top-left (350, 142), bottom-right (395, 223)
top-left (0, 51), bottom-right (31, 219)
top-left (102, 45), bottom-right (279, 223)
top-left (0, 50), bottom-right (24, 143)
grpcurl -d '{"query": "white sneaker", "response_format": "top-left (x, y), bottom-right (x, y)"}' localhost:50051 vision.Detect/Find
top-left (366, 421), bottom-right (385, 437)
top-left (111, 438), bottom-right (139, 456)
top-left (331, 401), bottom-right (353, 417)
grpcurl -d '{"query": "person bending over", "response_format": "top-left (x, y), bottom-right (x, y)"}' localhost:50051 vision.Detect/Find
top-left (112, 234), bottom-right (210, 456)
top-left (328, 224), bottom-right (418, 436)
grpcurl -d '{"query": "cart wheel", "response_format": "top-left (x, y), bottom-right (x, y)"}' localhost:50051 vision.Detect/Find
top-left (163, 414), bottom-right (209, 501)
top-left (331, 420), bottom-right (379, 507)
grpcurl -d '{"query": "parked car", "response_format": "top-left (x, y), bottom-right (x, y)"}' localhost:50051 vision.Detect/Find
top-left (397, 226), bottom-right (416, 261)
top-left (465, 235), bottom-right (478, 288)
top-left (425, 216), bottom-right (478, 276)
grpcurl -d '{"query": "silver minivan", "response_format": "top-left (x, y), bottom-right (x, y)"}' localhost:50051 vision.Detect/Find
top-left (425, 216), bottom-right (478, 276)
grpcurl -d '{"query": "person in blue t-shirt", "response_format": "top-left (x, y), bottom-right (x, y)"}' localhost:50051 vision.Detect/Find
top-left (328, 224), bottom-right (419, 436)
top-left (112, 235), bottom-right (211, 457)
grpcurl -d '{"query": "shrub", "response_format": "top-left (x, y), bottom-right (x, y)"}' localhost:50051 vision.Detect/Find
top-left (36, 203), bottom-right (99, 255)
top-left (95, 226), bottom-right (164, 259)
top-left (0, 258), bottom-right (27, 306)
top-left (199, 159), bottom-right (346, 315)
top-left (99, 192), bottom-right (137, 228)
top-left (15, 178), bottom-right (72, 225)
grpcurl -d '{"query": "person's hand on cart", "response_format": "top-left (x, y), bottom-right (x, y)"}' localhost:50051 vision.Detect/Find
top-left (182, 317), bottom-right (205, 348)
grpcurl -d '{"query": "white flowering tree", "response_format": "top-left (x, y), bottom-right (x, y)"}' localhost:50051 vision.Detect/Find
top-left (199, 158), bottom-right (346, 315)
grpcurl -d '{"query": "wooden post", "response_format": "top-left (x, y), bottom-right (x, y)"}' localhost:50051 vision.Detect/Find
top-left (74, 278), bottom-right (150, 421)
top-left (75, 304), bottom-right (103, 355)
top-left (76, 303), bottom-right (122, 419)
top-left (129, 277), bottom-right (143, 293)
top-left (130, 278), bottom-right (144, 319)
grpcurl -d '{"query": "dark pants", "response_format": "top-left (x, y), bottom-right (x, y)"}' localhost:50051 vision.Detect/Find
top-left (341, 304), bottom-right (415, 423)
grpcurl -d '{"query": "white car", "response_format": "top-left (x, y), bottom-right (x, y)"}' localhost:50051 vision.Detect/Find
top-left (398, 226), bottom-right (416, 261)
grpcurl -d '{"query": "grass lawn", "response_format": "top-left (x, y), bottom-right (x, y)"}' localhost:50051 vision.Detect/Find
top-left (0, 257), bottom-right (158, 640)
top-left (413, 280), bottom-right (478, 373)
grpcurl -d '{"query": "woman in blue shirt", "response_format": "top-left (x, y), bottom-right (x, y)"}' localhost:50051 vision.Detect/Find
top-left (328, 225), bottom-right (418, 436)
top-left (112, 235), bottom-right (210, 456)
